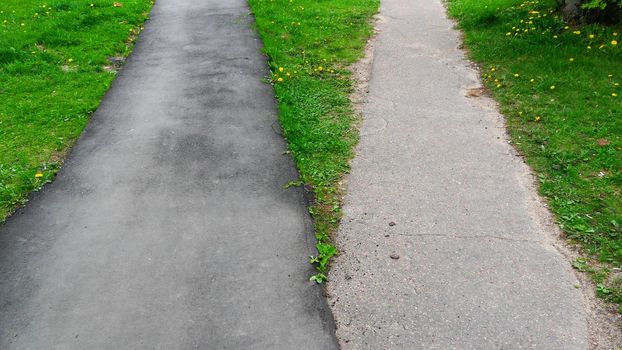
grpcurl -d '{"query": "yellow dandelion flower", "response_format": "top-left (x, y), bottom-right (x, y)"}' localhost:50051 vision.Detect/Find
top-left (589, 34), bottom-right (595, 39)
top-left (613, 93), bottom-right (618, 97)
top-left (535, 116), bottom-right (541, 122)
top-left (573, 30), bottom-right (581, 35)
top-left (277, 77), bottom-right (283, 82)
top-left (278, 67), bottom-right (284, 72)
top-left (569, 57), bottom-right (574, 62)
top-left (550, 85), bottom-right (556, 90)
top-left (35, 173), bottom-right (43, 178)
top-left (611, 40), bottom-right (618, 46)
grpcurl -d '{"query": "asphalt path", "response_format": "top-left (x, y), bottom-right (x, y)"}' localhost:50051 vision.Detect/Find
top-left (0, 1), bottom-right (337, 349)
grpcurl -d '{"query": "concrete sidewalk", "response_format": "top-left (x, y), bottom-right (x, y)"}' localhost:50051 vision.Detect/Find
top-left (0, 1), bottom-right (337, 349)
top-left (327, 0), bottom-right (589, 348)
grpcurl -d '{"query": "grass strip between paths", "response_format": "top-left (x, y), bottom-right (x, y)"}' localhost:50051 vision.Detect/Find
top-left (448, 0), bottom-right (622, 310)
top-left (0, 0), bottom-right (153, 221)
top-left (248, 0), bottom-right (378, 282)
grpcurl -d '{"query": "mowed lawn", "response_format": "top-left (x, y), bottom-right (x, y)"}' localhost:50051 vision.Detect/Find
top-left (448, 0), bottom-right (622, 306)
top-left (0, 0), bottom-right (152, 220)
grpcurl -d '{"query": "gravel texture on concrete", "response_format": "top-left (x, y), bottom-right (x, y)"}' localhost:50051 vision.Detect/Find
top-left (327, 0), bottom-right (590, 348)
top-left (0, 1), bottom-right (338, 348)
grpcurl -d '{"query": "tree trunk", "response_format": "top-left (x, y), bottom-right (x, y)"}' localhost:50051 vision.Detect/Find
top-left (562, 0), bottom-right (582, 22)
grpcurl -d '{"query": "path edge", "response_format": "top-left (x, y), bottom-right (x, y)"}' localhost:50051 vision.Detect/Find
top-left (442, 1), bottom-right (622, 347)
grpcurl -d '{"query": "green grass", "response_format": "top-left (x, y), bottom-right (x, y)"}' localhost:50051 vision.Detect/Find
top-left (0, 0), bottom-right (152, 220)
top-left (248, 0), bottom-right (378, 282)
top-left (448, 0), bottom-right (622, 308)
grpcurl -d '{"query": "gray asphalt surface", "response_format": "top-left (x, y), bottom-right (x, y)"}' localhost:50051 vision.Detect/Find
top-left (327, 0), bottom-right (590, 348)
top-left (0, 1), bottom-right (337, 349)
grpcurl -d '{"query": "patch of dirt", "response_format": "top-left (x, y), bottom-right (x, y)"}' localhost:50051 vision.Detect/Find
top-left (60, 65), bottom-right (78, 73)
top-left (103, 56), bottom-right (125, 73)
top-left (465, 87), bottom-right (485, 98)
top-left (348, 17), bottom-right (378, 112)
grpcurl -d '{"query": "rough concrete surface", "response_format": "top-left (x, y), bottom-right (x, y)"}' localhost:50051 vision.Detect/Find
top-left (0, 1), bottom-right (338, 349)
top-left (327, 0), bottom-right (596, 348)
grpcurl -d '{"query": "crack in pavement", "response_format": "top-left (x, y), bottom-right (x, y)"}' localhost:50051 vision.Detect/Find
top-left (396, 232), bottom-right (542, 244)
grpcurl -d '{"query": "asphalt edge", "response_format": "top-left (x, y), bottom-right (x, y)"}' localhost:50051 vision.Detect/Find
top-left (244, 2), bottom-right (342, 346)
